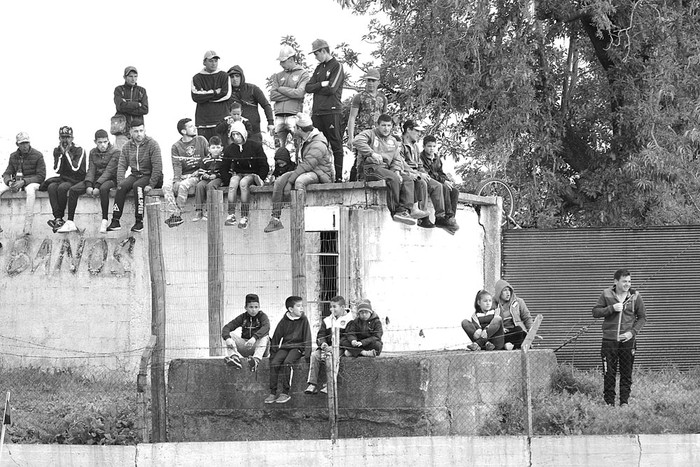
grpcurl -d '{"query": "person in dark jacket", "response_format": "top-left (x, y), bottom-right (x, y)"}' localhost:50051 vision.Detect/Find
top-left (221, 121), bottom-right (269, 230)
top-left (59, 129), bottom-right (119, 234)
top-left (106, 118), bottom-right (162, 233)
top-left (341, 299), bottom-right (384, 357)
top-left (0, 132), bottom-right (46, 234)
top-left (265, 296), bottom-right (312, 404)
top-left (270, 147), bottom-right (296, 183)
top-left (305, 295), bottom-right (353, 395)
top-left (493, 279), bottom-right (533, 350)
top-left (305, 39), bottom-right (345, 182)
top-left (46, 126), bottom-right (87, 233)
top-left (592, 269), bottom-right (647, 406)
top-left (222, 293), bottom-right (271, 373)
top-left (421, 135), bottom-right (460, 228)
top-left (226, 65), bottom-right (274, 144)
top-left (113, 66), bottom-right (149, 150)
top-left (191, 50), bottom-right (231, 140)
top-left (193, 136), bottom-right (225, 221)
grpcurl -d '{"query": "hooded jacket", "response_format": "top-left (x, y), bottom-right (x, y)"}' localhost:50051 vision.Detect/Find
top-left (493, 279), bottom-right (533, 333)
top-left (353, 128), bottom-right (404, 172)
top-left (592, 284), bottom-right (647, 341)
top-left (270, 64), bottom-right (310, 115)
top-left (3, 148), bottom-right (46, 185)
top-left (305, 56), bottom-right (344, 115)
top-left (221, 310), bottom-right (271, 341)
top-left (117, 136), bottom-right (163, 188)
top-left (287, 129), bottom-right (334, 185)
top-left (86, 144), bottom-right (120, 187)
top-left (220, 121), bottom-right (269, 185)
top-left (113, 83), bottom-right (149, 130)
top-left (191, 68), bottom-right (232, 127)
top-left (420, 150), bottom-right (449, 183)
top-left (226, 65), bottom-right (274, 136)
top-left (342, 311), bottom-right (383, 349)
top-left (270, 312), bottom-right (313, 361)
top-left (53, 144), bottom-right (87, 184)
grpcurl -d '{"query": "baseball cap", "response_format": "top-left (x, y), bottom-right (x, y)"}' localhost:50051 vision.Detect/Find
top-left (402, 120), bottom-right (425, 132)
top-left (277, 45), bottom-right (296, 61)
top-left (361, 68), bottom-right (380, 80)
top-left (16, 132), bottom-right (30, 144)
top-left (310, 39), bottom-right (330, 54)
top-left (59, 126), bottom-right (74, 137)
top-left (123, 66), bottom-right (138, 77)
top-left (203, 50), bottom-right (220, 60)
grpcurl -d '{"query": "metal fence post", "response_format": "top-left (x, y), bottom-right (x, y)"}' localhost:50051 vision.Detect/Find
top-left (207, 189), bottom-right (225, 357)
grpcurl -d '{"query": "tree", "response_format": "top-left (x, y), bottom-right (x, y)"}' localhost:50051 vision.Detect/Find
top-left (335, 0), bottom-right (700, 227)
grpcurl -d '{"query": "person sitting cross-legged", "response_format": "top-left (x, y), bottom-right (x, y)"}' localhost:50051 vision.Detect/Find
top-left (341, 299), bottom-right (384, 358)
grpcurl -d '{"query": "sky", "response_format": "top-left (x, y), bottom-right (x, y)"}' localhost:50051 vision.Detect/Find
top-left (0, 0), bottom-right (376, 174)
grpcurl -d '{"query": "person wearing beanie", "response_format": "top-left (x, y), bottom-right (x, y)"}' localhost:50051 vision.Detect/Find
top-left (220, 121), bottom-right (269, 229)
top-left (59, 129), bottom-right (120, 233)
top-left (194, 135), bottom-right (226, 221)
top-left (164, 118), bottom-right (208, 227)
top-left (226, 65), bottom-right (274, 144)
top-left (263, 113), bottom-right (334, 233)
top-left (191, 50), bottom-right (232, 141)
top-left (113, 66), bottom-right (149, 150)
top-left (221, 293), bottom-right (271, 372)
top-left (340, 299), bottom-right (384, 358)
top-left (45, 126), bottom-right (87, 233)
top-left (271, 147), bottom-right (296, 182)
top-left (270, 45), bottom-right (310, 149)
top-left (0, 132), bottom-right (46, 235)
top-left (305, 39), bottom-right (346, 182)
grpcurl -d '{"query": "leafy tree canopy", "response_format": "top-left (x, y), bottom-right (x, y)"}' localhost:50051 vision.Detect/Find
top-left (336, 0), bottom-right (700, 227)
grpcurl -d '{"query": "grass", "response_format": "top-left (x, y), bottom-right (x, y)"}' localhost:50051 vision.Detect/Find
top-left (1, 367), bottom-right (141, 445)
top-left (480, 364), bottom-right (700, 435)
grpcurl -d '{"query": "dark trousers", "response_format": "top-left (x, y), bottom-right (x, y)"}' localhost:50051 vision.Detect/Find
top-left (601, 338), bottom-right (636, 405)
top-left (67, 181), bottom-right (116, 220)
top-left (194, 178), bottom-right (222, 211)
top-left (345, 340), bottom-right (383, 358)
top-left (269, 348), bottom-right (303, 394)
top-left (48, 181), bottom-right (79, 219)
top-left (364, 166), bottom-right (413, 215)
top-left (461, 315), bottom-right (504, 349)
top-left (503, 328), bottom-right (526, 349)
top-left (113, 175), bottom-right (149, 222)
top-left (443, 183), bottom-right (460, 218)
top-left (312, 114), bottom-right (343, 181)
top-left (197, 127), bottom-right (217, 142)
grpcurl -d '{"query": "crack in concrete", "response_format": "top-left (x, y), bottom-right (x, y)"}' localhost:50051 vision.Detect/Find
top-left (637, 435), bottom-right (643, 467)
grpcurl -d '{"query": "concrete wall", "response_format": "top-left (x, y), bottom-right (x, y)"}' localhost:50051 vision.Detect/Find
top-left (166, 350), bottom-right (557, 442)
top-left (3, 434), bottom-right (699, 466)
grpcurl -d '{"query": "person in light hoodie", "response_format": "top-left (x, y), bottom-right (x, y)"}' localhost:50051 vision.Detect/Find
top-left (492, 279), bottom-right (533, 350)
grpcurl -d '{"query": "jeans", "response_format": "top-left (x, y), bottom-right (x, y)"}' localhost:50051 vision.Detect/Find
top-left (461, 315), bottom-right (504, 349)
top-left (112, 175), bottom-right (149, 222)
top-left (364, 166), bottom-right (413, 215)
top-left (425, 177), bottom-right (445, 218)
top-left (503, 327), bottom-right (526, 349)
top-left (269, 348), bottom-right (303, 394)
top-left (275, 114), bottom-right (297, 149)
top-left (345, 340), bottom-right (383, 358)
top-left (442, 183), bottom-right (460, 218)
top-left (227, 334), bottom-right (270, 361)
top-left (312, 114), bottom-right (343, 181)
top-left (601, 338), bottom-right (636, 405)
top-left (194, 178), bottom-right (222, 211)
top-left (270, 171), bottom-right (318, 218)
top-left (227, 174), bottom-right (262, 217)
top-left (164, 176), bottom-right (199, 217)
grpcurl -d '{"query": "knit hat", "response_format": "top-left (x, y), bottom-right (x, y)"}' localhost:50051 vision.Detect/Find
top-left (277, 45), bottom-right (296, 61)
top-left (245, 293), bottom-right (260, 305)
top-left (310, 39), bottom-right (330, 54)
top-left (59, 126), bottom-right (73, 137)
top-left (94, 129), bottom-right (109, 140)
top-left (16, 132), bottom-right (30, 144)
top-left (296, 113), bottom-right (313, 131)
top-left (123, 66), bottom-right (138, 77)
top-left (229, 121), bottom-right (248, 142)
top-left (357, 300), bottom-right (373, 314)
top-left (274, 147), bottom-right (292, 163)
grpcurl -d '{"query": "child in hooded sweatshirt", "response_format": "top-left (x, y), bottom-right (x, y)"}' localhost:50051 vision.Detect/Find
top-left (461, 290), bottom-right (504, 351)
top-left (265, 296), bottom-right (312, 404)
top-left (269, 147), bottom-right (296, 184)
top-left (220, 121), bottom-right (269, 229)
top-left (341, 299), bottom-right (383, 357)
top-left (493, 279), bottom-right (533, 350)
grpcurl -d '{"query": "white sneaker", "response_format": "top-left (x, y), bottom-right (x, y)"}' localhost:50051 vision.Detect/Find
top-left (57, 220), bottom-right (78, 233)
top-left (238, 216), bottom-right (248, 229)
top-left (99, 219), bottom-right (109, 234)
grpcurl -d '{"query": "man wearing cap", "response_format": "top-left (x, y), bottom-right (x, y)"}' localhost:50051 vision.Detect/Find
top-left (305, 39), bottom-right (345, 182)
top-left (225, 65), bottom-right (274, 144)
top-left (347, 68), bottom-right (387, 181)
top-left (113, 66), bottom-right (149, 150)
top-left (191, 51), bottom-right (232, 140)
top-left (270, 45), bottom-right (310, 149)
top-left (45, 126), bottom-right (87, 233)
top-left (0, 132), bottom-right (46, 234)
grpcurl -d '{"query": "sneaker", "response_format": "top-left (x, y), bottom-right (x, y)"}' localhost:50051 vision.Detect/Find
top-left (304, 384), bottom-right (317, 395)
top-left (106, 219), bottom-right (121, 231)
top-left (264, 394), bottom-right (278, 404)
top-left (57, 220), bottom-right (77, 233)
top-left (504, 342), bottom-right (515, 351)
top-left (275, 393), bottom-right (291, 404)
top-left (131, 221), bottom-right (144, 232)
top-left (224, 354), bottom-right (242, 369)
top-left (238, 216), bottom-right (248, 229)
top-left (344, 350), bottom-right (352, 357)
top-left (410, 206), bottom-right (429, 219)
top-left (435, 216), bottom-right (458, 235)
top-left (165, 214), bottom-right (183, 228)
top-left (417, 217), bottom-right (435, 228)
top-left (447, 217), bottom-right (460, 230)
top-left (47, 218), bottom-right (57, 229)
top-left (192, 210), bottom-right (204, 222)
top-left (263, 217), bottom-right (284, 233)
top-left (248, 357), bottom-right (259, 373)
top-left (360, 349), bottom-right (377, 357)
top-left (99, 219), bottom-right (109, 234)
top-left (320, 384), bottom-right (328, 394)
top-left (467, 343), bottom-right (481, 351)
top-left (201, 212), bottom-right (208, 221)
top-left (484, 342), bottom-right (496, 351)
top-left (392, 211), bottom-right (417, 226)
top-left (224, 214), bottom-right (237, 226)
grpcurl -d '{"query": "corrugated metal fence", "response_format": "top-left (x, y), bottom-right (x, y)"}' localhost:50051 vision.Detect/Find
top-left (502, 225), bottom-right (700, 370)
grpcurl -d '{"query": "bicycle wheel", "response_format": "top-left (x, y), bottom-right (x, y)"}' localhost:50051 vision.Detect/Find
top-left (477, 178), bottom-right (515, 225)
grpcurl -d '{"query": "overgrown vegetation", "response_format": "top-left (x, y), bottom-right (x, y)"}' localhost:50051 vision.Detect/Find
top-left (1, 367), bottom-right (140, 445)
top-left (480, 364), bottom-right (700, 435)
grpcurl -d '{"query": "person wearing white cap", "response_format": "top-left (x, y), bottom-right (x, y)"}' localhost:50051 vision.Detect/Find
top-left (0, 132), bottom-right (46, 234)
top-left (191, 50), bottom-right (232, 140)
top-left (112, 66), bottom-right (149, 150)
top-left (270, 44), bottom-right (310, 149)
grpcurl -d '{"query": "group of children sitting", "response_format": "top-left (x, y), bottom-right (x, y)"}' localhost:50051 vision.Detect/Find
top-left (221, 294), bottom-right (383, 405)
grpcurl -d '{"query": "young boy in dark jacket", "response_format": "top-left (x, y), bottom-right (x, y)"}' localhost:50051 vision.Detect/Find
top-left (265, 296), bottom-right (312, 404)
top-left (341, 299), bottom-right (383, 357)
top-left (221, 293), bottom-right (271, 372)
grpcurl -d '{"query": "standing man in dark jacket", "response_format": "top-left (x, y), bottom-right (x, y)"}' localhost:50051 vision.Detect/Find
top-left (226, 65), bottom-right (274, 144)
top-left (305, 39), bottom-right (345, 182)
top-left (46, 126), bottom-right (87, 233)
top-left (59, 129), bottom-right (119, 233)
top-left (222, 293), bottom-right (271, 373)
top-left (592, 269), bottom-right (647, 406)
top-left (113, 66), bottom-right (149, 150)
top-left (106, 118), bottom-right (162, 233)
top-left (191, 50), bottom-right (231, 140)
top-left (0, 132), bottom-right (46, 234)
